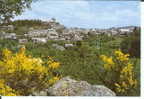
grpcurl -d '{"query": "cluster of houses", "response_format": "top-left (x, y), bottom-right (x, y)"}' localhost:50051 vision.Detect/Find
top-left (88, 26), bottom-right (135, 36)
top-left (0, 18), bottom-right (137, 44)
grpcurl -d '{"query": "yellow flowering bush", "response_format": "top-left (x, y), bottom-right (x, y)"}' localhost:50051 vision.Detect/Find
top-left (0, 47), bottom-right (61, 96)
top-left (100, 50), bottom-right (137, 95)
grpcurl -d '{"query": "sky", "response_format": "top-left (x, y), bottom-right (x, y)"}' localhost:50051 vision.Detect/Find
top-left (14, 0), bottom-right (140, 29)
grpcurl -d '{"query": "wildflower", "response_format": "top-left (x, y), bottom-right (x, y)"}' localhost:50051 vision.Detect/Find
top-left (114, 50), bottom-right (130, 62)
top-left (100, 55), bottom-right (114, 70)
top-left (49, 76), bottom-right (60, 85)
top-left (19, 46), bottom-right (26, 54)
top-left (100, 55), bottom-right (107, 62)
top-left (0, 48), bottom-right (61, 95)
top-left (2, 48), bottom-right (12, 59)
top-left (100, 50), bottom-right (137, 95)
top-left (122, 82), bottom-right (128, 89)
top-left (48, 58), bottom-right (60, 69)
top-left (107, 57), bottom-right (114, 65)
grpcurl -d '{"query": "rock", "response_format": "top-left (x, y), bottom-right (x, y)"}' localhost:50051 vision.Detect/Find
top-left (3, 33), bottom-right (17, 40)
top-left (64, 44), bottom-right (74, 48)
top-left (19, 39), bottom-right (28, 44)
top-left (52, 44), bottom-right (65, 51)
top-left (32, 90), bottom-right (48, 96)
top-left (81, 85), bottom-right (116, 96)
top-left (32, 38), bottom-right (47, 43)
top-left (47, 76), bottom-right (116, 96)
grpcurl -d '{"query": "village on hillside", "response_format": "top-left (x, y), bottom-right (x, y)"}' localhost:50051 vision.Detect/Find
top-left (0, 18), bottom-right (138, 44)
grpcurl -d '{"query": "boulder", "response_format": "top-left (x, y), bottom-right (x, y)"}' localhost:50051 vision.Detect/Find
top-left (47, 76), bottom-right (116, 96)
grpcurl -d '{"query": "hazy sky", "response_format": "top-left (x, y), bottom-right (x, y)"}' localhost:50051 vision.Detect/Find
top-left (14, 0), bottom-right (140, 29)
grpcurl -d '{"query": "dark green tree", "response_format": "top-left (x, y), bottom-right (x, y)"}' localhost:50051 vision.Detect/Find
top-left (120, 27), bottom-right (140, 58)
top-left (0, 0), bottom-right (32, 24)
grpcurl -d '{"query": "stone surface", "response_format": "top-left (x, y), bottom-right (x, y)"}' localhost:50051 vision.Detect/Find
top-left (32, 90), bottom-right (48, 96)
top-left (47, 76), bottom-right (116, 96)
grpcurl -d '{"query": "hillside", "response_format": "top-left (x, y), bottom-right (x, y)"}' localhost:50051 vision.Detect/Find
top-left (0, 19), bottom-right (140, 96)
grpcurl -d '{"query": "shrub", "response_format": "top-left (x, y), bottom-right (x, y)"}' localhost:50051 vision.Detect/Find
top-left (100, 50), bottom-right (137, 96)
top-left (0, 47), bottom-right (61, 96)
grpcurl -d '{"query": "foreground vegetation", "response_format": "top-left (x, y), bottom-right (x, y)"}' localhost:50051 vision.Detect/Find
top-left (0, 47), bottom-right (60, 96)
top-left (0, 28), bottom-right (140, 96)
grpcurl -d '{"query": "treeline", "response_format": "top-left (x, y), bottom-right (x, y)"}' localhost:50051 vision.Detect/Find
top-left (0, 19), bottom-right (52, 35)
top-left (0, 19), bottom-right (47, 27)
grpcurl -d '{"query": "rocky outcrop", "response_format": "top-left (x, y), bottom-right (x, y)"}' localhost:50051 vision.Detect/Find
top-left (32, 77), bottom-right (116, 96)
top-left (47, 77), bottom-right (116, 96)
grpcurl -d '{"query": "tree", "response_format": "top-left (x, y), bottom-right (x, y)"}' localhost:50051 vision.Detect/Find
top-left (120, 27), bottom-right (140, 58)
top-left (0, 0), bottom-right (32, 24)
top-left (128, 27), bottom-right (140, 58)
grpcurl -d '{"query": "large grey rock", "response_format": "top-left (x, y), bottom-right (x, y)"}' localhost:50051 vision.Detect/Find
top-left (47, 77), bottom-right (116, 96)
